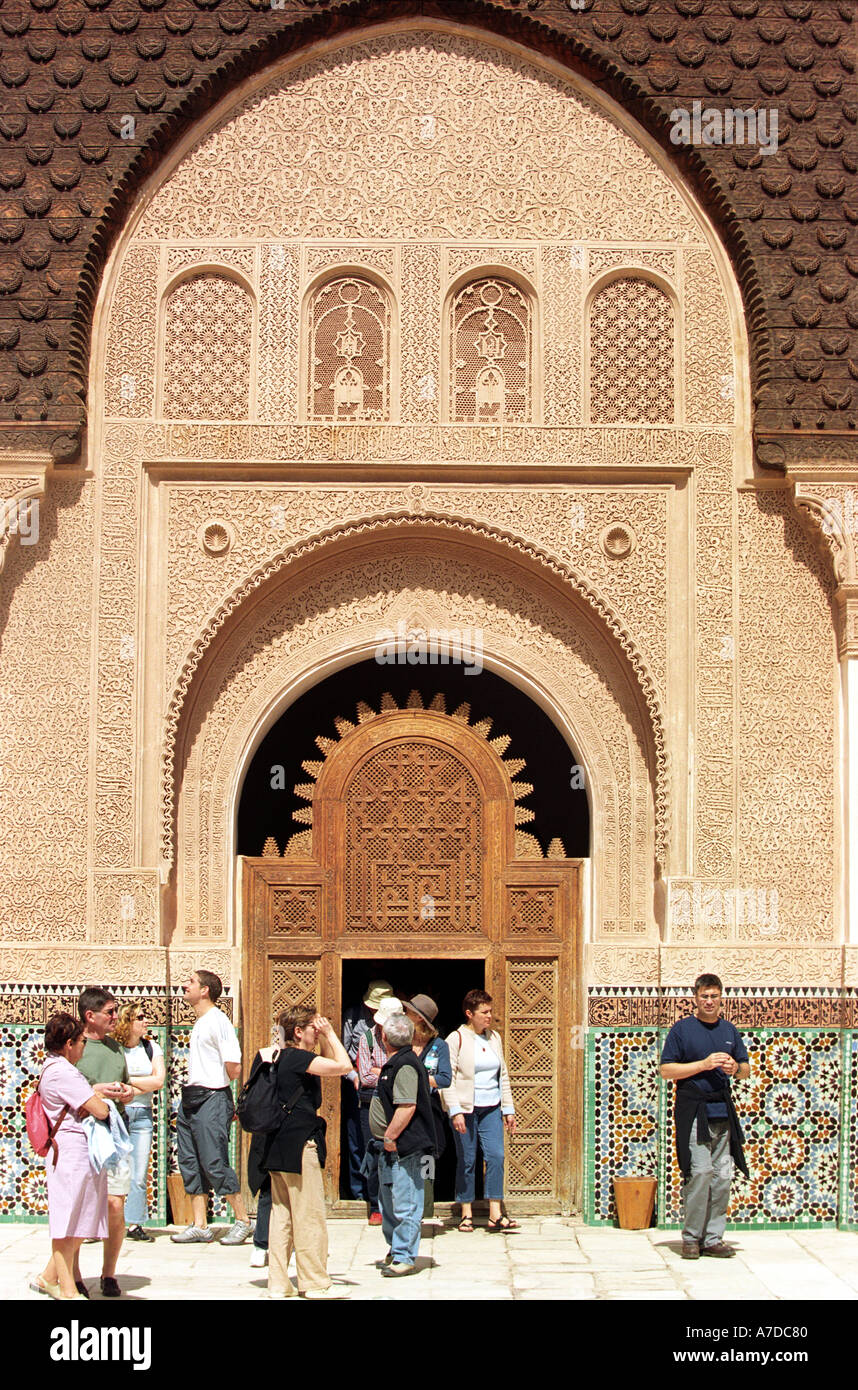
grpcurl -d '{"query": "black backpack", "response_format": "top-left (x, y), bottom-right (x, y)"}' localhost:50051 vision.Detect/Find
top-left (235, 1051), bottom-right (304, 1136)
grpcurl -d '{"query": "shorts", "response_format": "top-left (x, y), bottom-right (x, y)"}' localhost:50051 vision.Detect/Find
top-left (176, 1088), bottom-right (239, 1197)
top-left (107, 1153), bottom-right (132, 1198)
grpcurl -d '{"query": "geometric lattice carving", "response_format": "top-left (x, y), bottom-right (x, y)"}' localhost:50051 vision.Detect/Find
top-left (270, 958), bottom-right (318, 1021)
top-left (506, 886), bottom-right (559, 934)
top-left (307, 276), bottom-right (391, 421)
top-left (505, 957), bottom-right (557, 1196)
top-left (589, 278), bottom-right (674, 424)
top-left (449, 278), bottom-right (532, 423)
top-left (162, 275), bottom-right (252, 419)
top-left (271, 887), bottom-right (320, 935)
top-left (290, 689), bottom-right (536, 893)
top-left (345, 741), bottom-right (482, 934)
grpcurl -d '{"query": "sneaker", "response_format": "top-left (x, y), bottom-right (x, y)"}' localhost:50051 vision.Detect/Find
top-left (221, 1219), bottom-right (255, 1246)
top-left (126, 1225), bottom-right (155, 1243)
top-left (250, 1247), bottom-right (268, 1268)
top-left (301, 1285), bottom-right (349, 1300)
top-left (701, 1241), bottom-right (736, 1258)
top-left (681, 1241), bottom-right (700, 1260)
top-left (380, 1262), bottom-right (416, 1278)
top-left (267, 1281), bottom-right (296, 1298)
top-left (368, 1212), bottom-right (383, 1226)
top-left (170, 1225), bottom-right (214, 1244)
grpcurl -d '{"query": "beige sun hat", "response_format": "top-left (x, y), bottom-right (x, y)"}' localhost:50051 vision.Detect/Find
top-left (363, 980), bottom-right (393, 1010)
top-left (373, 996), bottom-right (403, 1025)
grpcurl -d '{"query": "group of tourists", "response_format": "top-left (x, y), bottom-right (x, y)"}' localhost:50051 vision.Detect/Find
top-left (28, 964), bottom-right (750, 1299)
top-left (28, 987), bottom-right (167, 1301)
top-left (247, 980), bottom-right (519, 1295)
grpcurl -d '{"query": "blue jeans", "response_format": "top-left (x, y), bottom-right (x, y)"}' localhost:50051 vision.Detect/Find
top-left (254, 1177), bottom-right (272, 1250)
top-left (453, 1104), bottom-right (505, 1202)
top-left (125, 1105), bottom-right (153, 1226)
top-left (359, 1104), bottom-right (380, 1213)
top-left (377, 1150), bottom-right (425, 1266)
top-left (343, 1080), bottom-right (367, 1201)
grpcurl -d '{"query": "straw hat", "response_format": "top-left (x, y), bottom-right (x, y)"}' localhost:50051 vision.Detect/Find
top-left (363, 980), bottom-right (393, 1010)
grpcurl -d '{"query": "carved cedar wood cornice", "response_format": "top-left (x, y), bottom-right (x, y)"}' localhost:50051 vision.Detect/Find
top-left (0, 0), bottom-right (854, 467)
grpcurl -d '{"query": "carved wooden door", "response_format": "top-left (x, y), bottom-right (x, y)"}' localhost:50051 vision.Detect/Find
top-left (242, 694), bottom-right (582, 1211)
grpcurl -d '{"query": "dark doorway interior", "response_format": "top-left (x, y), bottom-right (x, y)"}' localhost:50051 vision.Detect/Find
top-left (237, 657), bottom-right (590, 860)
top-left (339, 958), bottom-right (485, 1202)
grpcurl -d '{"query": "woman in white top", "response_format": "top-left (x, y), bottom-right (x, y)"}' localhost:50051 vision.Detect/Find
top-left (442, 988), bottom-right (518, 1233)
top-left (114, 1003), bottom-right (166, 1242)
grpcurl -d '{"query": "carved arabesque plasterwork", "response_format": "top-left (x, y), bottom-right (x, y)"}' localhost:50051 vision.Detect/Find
top-left (174, 545), bottom-right (654, 943)
top-left (104, 247), bottom-right (158, 419)
top-left (141, 422), bottom-right (731, 467)
top-left (304, 245), bottom-right (398, 286)
top-left (737, 490), bottom-right (836, 943)
top-left (165, 246), bottom-right (256, 282)
top-left (401, 243), bottom-right (441, 423)
top-left (694, 434), bottom-right (736, 889)
top-left (793, 484), bottom-right (858, 659)
top-left (684, 250), bottom-right (734, 427)
top-left (161, 514), bottom-right (668, 881)
top-left (0, 475), bottom-right (92, 941)
top-left (542, 244), bottom-right (582, 427)
top-left (258, 244), bottom-right (300, 423)
top-left (93, 870), bottom-right (160, 946)
top-left (135, 33), bottom-right (700, 245)
top-left (163, 485), bottom-right (669, 694)
top-left (0, 465), bottom-right (46, 580)
top-left (587, 249), bottom-right (676, 282)
top-left (445, 246), bottom-right (538, 283)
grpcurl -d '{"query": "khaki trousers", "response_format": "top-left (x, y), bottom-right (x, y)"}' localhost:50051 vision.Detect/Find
top-left (268, 1141), bottom-right (329, 1294)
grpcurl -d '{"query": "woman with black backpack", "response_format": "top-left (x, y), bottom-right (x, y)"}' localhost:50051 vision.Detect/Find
top-left (115, 1002), bottom-right (166, 1242)
top-left (261, 1006), bottom-right (352, 1300)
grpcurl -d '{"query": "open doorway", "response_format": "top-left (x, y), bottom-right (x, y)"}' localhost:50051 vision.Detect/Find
top-left (339, 958), bottom-right (485, 1202)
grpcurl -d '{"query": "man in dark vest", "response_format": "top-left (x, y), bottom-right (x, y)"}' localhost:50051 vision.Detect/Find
top-left (660, 973), bottom-right (750, 1260)
top-left (369, 1011), bottom-right (436, 1278)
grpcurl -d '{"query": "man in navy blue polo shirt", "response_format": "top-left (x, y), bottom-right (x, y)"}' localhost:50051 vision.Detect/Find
top-left (660, 974), bottom-right (750, 1261)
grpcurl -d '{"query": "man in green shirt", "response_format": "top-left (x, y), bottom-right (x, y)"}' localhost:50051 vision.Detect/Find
top-left (76, 987), bottom-right (135, 1298)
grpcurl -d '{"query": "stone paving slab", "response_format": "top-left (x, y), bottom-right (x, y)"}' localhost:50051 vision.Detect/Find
top-left (3, 1220), bottom-right (858, 1301)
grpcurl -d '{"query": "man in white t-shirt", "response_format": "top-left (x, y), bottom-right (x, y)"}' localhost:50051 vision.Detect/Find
top-left (171, 970), bottom-right (254, 1245)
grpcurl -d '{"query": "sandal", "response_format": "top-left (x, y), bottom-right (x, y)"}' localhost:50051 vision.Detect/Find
top-left (487, 1216), bottom-right (519, 1233)
top-left (457, 1216), bottom-right (474, 1232)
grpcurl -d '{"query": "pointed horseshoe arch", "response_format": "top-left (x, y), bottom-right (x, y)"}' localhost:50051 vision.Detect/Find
top-left (160, 512), bottom-right (670, 878)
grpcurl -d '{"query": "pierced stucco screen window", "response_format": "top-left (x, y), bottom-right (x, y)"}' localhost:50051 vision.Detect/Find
top-left (162, 274), bottom-right (253, 419)
top-left (308, 275), bottom-right (391, 421)
top-left (589, 278), bottom-right (675, 424)
top-left (449, 277), bottom-right (532, 423)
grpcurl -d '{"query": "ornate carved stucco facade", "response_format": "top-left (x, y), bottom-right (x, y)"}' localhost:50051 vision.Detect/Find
top-left (0, 8), bottom-right (856, 1224)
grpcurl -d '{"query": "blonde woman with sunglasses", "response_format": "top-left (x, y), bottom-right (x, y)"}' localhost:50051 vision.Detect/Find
top-left (113, 1002), bottom-right (166, 1242)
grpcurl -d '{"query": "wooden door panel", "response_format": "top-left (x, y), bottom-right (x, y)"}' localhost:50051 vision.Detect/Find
top-left (242, 707), bottom-right (582, 1212)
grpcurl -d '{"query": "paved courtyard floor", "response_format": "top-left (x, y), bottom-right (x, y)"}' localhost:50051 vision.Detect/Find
top-left (4, 1218), bottom-right (858, 1302)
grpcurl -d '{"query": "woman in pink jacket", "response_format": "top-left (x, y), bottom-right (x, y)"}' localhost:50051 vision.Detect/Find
top-left (442, 989), bottom-right (518, 1232)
